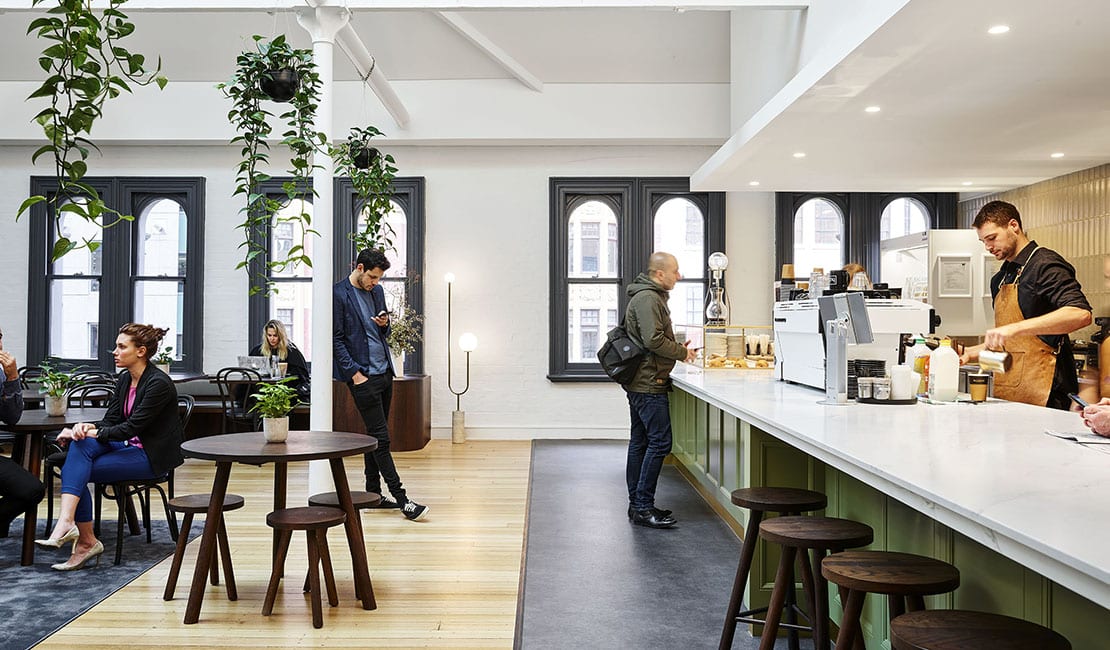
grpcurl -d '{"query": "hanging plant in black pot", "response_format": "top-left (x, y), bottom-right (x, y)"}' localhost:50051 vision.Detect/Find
top-left (351, 142), bottom-right (379, 169)
top-left (333, 125), bottom-right (398, 253)
top-left (219, 34), bottom-right (324, 295)
top-left (259, 68), bottom-right (299, 102)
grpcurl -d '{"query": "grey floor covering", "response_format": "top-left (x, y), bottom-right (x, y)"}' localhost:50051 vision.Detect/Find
top-left (0, 518), bottom-right (186, 650)
top-left (517, 439), bottom-right (814, 650)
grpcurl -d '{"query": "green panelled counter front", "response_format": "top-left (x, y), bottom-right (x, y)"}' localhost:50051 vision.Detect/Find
top-left (668, 365), bottom-right (1110, 650)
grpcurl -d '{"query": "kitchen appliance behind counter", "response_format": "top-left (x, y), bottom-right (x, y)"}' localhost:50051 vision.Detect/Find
top-left (773, 299), bottom-right (935, 391)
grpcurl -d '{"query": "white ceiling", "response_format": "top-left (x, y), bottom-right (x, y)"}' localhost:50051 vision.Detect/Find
top-left (0, 8), bottom-right (730, 83)
top-left (693, 0), bottom-right (1110, 193)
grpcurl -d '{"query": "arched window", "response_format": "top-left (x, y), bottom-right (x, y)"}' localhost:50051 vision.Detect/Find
top-left (654, 197), bottom-right (705, 327)
top-left (133, 198), bottom-right (187, 357)
top-left (880, 197), bottom-right (930, 240)
top-left (358, 200), bottom-right (408, 312)
top-left (793, 198), bottom-right (844, 276)
top-left (48, 199), bottom-right (102, 360)
top-left (567, 199), bottom-right (620, 363)
top-left (29, 177), bottom-right (204, 371)
top-left (268, 199), bottom-right (315, 360)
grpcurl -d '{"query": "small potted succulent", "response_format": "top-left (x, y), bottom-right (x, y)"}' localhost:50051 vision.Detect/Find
top-left (250, 378), bottom-right (299, 442)
top-left (38, 360), bottom-right (76, 416)
top-left (151, 346), bottom-right (175, 374)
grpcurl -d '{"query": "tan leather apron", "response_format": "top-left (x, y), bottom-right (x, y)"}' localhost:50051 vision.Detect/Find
top-left (990, 247), bottom-right (1058, 407)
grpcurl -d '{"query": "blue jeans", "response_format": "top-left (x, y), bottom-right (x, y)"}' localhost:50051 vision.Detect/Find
top-left (60, 438), bottom-right (155, 522)
top-left (626, 392), bottom-right (673, 511)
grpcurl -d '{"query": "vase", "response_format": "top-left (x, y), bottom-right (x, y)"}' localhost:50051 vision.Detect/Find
top-left (351, 145), bottom-right (379, 169)
top-left (391, 351), bottom-right (405, 377)
top-left (45, 395), bottom-right (67, 417)
top-left (263, 416), bottom-right (289, 443)
top-left (259, 68), bottom-right (299, 102)
top-left (155, 363), bottom-right (171, 374)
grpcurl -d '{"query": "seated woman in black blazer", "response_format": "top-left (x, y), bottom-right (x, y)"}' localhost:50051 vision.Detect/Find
top-left (250, 318), bottom-right (309, 393)
top-left (35, 323), bottom-right (184, 571)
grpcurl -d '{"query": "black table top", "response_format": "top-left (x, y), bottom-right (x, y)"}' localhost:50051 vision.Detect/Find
top-left (0, 407), bottom-right (107, 432)
top-left (182, 430), bottom-right (376, 464)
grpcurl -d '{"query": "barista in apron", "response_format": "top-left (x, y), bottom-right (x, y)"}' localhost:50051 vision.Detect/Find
top-left (961, 201), bottom-right (1092, 410)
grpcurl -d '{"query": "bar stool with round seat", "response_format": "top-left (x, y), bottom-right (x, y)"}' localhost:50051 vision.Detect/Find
top-left (163, 493), bottom-right (245, 602)
top-left (264, 506), bottom-right (347, 629)
top-left (720, 487), bottom-right (829, 650)
top-left (307, 490), bottom-right (382, 510)
top-left (756, 516), bottom-right (875, 650)
top-left (890, 610), bottom-right (1070, 650)
top-left (822, 551), bottom-right (961, 650)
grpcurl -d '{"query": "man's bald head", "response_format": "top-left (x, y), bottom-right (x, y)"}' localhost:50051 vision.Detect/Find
top-left (647, 252), bottom-right (681, 291)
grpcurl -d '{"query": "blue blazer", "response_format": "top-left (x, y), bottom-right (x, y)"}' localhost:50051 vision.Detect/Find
top-left (333, 278), bottom-right (396, 382)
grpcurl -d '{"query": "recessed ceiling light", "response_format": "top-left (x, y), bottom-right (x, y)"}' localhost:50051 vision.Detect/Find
top-left (962, 182), bottom-right (973, 186)
top-left (793, 152), bottom-right (806, 159)
top-left (864, 106), bottom-right (881, 113)
top-left (987, 25), bottom-right (1010, 35)
top-left (748, 181), bottom-right (760, 187)
top-left (1050, 152), bottom-right (1065, 158)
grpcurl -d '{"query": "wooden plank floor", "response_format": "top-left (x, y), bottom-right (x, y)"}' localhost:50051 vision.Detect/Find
top-left (36, 440), bottom-right (531, 649)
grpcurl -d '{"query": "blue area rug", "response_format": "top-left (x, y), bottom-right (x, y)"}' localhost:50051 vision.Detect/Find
top-left (0, 519), bottom-right (185, 650)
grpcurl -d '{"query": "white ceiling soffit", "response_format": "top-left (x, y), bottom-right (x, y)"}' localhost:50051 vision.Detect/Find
top-left (692, 0), bottom-right (1110, 194)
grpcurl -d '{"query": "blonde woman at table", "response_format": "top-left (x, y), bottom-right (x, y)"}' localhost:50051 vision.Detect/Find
top-left (35, 323), bottom-right (184, 570)
top-left (250, 318), bottom-right (309, 395)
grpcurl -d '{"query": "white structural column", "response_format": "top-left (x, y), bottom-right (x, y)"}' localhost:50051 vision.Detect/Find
top-left (296, 4), bottom-right (350, 496)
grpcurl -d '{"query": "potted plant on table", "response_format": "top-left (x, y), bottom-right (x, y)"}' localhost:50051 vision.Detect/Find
top-left (152, 346), bottom-right (175, 374)
top-left (250, 378), bottom-right (299, 443)
top-left (38, 360), bottom-right (76, 417)
top-left (386, 300), bottom-right (424, 377)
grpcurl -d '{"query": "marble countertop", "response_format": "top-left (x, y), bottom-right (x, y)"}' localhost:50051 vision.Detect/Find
top-left (670, 364), bottom-right (1110, 609)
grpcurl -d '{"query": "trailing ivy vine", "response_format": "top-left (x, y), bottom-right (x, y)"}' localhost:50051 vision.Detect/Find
top-left (19, 0), bottom-right (167, 261)
top-left (219, 34), bottom-right (324, 295)
top-left (333, 126), bottom-right (399, 253)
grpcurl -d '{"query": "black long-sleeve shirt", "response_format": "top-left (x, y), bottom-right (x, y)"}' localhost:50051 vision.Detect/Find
top-left (990, 240), bottom-right (1092, 409)
top-left (0, 378), bottom-right (23, 425)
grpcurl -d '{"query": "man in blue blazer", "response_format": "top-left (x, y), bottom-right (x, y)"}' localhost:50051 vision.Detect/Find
top-left (334, 249), bottom-right (427, 521)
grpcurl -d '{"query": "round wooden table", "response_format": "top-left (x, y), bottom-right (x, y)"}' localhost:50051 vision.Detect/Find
top-left (180, 430), bottom-right (378, 624)
top-left (1, 407), bottom-right (106, 566)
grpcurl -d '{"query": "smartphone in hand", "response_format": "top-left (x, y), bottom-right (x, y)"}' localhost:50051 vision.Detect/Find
top-left (1068, 393), bottom-right (1090, 409)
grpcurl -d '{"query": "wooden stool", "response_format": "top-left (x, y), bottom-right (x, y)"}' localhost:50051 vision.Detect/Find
top-left (163, 493), bottom-right (245, 602)
top-left (756, 516), bottom-right (875, 650)
top-left (891, 610), bottom-right (1071, 650)
top-left (264, 506), bottom-right (347, 629)
top-left (822, 551), bottom-right (961, 650)
top-left (307, 490), bottom-right (382, 509)
top-left (720, 487), bottom-right (828, 650)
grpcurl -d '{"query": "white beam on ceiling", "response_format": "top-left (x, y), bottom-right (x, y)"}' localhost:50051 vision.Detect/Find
top-left (0, 0), bottom-right (809, 10)
top-left (335, 23), bottom-right (411, 128)
top-left (436, 11), bottom-right (542, 92)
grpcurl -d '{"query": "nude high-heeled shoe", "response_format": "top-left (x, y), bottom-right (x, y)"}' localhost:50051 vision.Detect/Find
top-left (34, 525), bottom-right (78, 549)
top-left (51, 540), bottom-right (104, 571)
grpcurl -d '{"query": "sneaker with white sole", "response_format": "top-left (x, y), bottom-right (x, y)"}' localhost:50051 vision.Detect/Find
top-left (367, 496), bottom-right (401, 509)
top-left (401, 500), bottom-right (428, 521)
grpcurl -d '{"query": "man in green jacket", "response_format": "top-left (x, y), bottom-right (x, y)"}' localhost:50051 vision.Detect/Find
top-left (623, 252), bottom-right (696, 529)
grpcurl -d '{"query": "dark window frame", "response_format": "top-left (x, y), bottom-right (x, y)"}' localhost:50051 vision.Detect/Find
top-left (246, 177), bottom-right (427, 375)
top-left (775, 192), bottom-right (958, 283)
top-left (549, 177), bottom-right (724, 382)
top-left (27, 177), bottom-right (205, 373)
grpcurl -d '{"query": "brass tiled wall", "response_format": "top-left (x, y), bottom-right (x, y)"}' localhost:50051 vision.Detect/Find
top-left (959, 164), bottom-right (1110, 338)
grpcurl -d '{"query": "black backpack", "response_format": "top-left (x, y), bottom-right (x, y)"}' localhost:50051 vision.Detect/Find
top-left (597, 322), bottom-right (644, 384)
